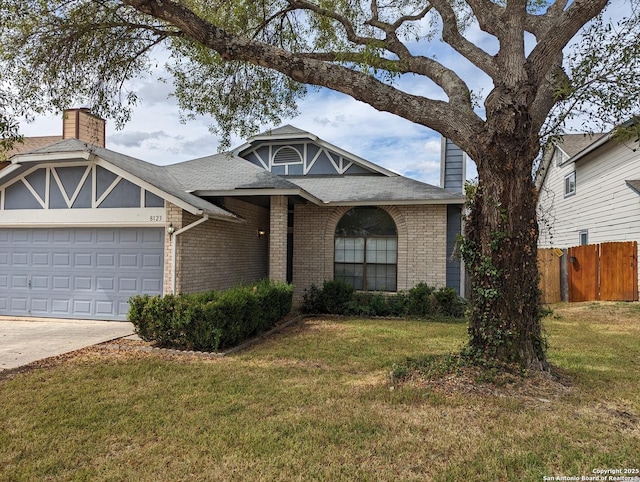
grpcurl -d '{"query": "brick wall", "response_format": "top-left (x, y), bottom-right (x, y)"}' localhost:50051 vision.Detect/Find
top-left (164, 198), bottom-right (270, 294)
top-left (165, 200), bottom-right (449, 302)
top-left (269, 195), bottom-right (288, 281)
top-left (291, 204), bottom-right (448, 304)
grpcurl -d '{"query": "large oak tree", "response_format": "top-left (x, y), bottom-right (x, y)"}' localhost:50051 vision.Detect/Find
top-left (1, 0), bottom-right (639, 369)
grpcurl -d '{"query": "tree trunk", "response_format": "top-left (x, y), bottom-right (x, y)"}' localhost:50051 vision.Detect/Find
top-left (463, 133), bottom-right (548, 371)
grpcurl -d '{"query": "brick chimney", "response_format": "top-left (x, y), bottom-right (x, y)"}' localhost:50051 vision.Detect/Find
top-left (62, 108), bottom-right (106, 147)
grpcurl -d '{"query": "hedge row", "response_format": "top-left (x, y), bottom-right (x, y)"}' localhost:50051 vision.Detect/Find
top-left (128, 280), bottom-right (293, 351)
top-left (302, 280), bottom-right (466, 318)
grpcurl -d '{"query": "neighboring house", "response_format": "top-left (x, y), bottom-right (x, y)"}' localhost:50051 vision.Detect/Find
top-left (537, 126), bottom-right (640, 294)
top-left (0, 109), bottom-right (465, 321)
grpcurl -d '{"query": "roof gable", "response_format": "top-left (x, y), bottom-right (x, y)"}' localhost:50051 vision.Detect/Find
top-left (234, 125), bottom-right (397, 177)
top-left (555, 133), bottom-right (605, 159)
top-left (4, 139), bottom-right (238, 220)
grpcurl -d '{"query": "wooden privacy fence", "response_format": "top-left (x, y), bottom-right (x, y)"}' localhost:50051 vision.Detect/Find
top-left (568, 241), bottom-right (638, 302)
top-left (538, 241), bottom-right (638, 303)
top-left (538, 248), bottom-right (562, 303)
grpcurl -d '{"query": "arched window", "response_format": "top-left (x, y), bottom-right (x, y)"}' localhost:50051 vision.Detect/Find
top-left (334, 207), bottom-right (398, 291)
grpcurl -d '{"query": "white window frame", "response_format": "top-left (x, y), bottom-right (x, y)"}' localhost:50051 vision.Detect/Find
top-left (579, 230), bottom-right (589, 246)
top-left (564, 171), bottom-right (576, 197)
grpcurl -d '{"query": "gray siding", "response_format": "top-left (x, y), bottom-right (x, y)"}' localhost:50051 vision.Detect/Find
top-left (442, 138), bottom-right (465, 193)
top-left (446, 205), bottom-right (462, 294)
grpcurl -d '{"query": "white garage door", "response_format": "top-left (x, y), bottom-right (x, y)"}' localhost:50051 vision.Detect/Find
top-left (0, 227), bottom-right (164, 321)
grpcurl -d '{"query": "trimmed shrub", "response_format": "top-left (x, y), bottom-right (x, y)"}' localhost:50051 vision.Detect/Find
top-left (128, 280), bottom-right (293, 351)
top-left (301, 281), bottom-right (465, 319)
top-left (407, 283), bottom-right (437, 317)
top-left (433, 286), bottom-right (467, 318)
top-left (302, 279), bottom-right (354, 314)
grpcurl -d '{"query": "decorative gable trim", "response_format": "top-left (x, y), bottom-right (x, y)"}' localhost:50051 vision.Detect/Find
top-left (0, 161), bottom-right (168, 226)
top-left (234, 127), bottom-right (397, 177)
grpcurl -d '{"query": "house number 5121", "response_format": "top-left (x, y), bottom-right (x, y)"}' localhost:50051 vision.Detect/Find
top-left (150, 215), bottom-right (163, 222)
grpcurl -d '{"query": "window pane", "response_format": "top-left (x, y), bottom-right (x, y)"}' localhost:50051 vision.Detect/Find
top-left (564, 172), bottom-right (576, 195)
top-left (366, 264), bottom-right (397, 291)
top-left (334, 238), bottom-right (345, 262)
top-left (367, 237), bottom-right (396, 264)
top-left (386, 238), bottom-right (397, 263)
top-left (335, 263), bottom-right (363, 290)
top-left (335, 237), bottom-right (364, 263)
top-left (336, 207), bottom-right (397, 236)
top-left (334, 207), bottom-right (398, 292)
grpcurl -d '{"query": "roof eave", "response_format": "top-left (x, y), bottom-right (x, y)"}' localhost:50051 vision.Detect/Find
top-left (11, 151), bottom-right (92, 163)
top-left (192, 188), bottom-right (325, 205)
top-left (319, 198), bottom-right (466, 206)
top-left (568, 132), bottom-right (614, 164)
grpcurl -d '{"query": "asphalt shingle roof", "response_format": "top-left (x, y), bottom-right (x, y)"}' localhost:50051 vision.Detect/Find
top-left (165, 153), bottom-right (300, 191)
top-left (288, 175), bottom-right (464, 204)
top-left (9, 135), bottom-right (463, 208)
top-left (556, 133), bottom-right (605, 158)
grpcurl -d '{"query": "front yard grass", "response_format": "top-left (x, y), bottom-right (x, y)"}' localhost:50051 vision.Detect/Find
top-left (1, 304), bottom-right (639, 481)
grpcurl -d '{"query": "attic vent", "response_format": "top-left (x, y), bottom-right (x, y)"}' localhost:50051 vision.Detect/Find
top-left (273, 146), bottom-right (302, 164)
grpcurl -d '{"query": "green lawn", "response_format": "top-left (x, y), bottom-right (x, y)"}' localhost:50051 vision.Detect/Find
top-left (1, 304), bottom-right (639, 481)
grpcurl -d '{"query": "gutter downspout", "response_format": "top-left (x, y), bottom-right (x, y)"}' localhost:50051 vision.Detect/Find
top-left (170, 214), bottom-right (209, 295)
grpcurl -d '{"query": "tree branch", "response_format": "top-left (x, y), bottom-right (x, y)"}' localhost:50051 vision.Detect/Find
top-left (120, 0), bottom-right (483, 141)
top-left (428, 0), bottom-right (497, 79)
top-left (526, 0), bottom-right (609, 86)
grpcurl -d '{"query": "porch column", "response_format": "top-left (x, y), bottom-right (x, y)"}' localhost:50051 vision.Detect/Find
top-left (269, 195), bottom-right (288, 282)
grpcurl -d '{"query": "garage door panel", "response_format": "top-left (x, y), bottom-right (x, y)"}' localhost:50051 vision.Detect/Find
top-left (53, 253), bottom-right (71, 267)
top-left (51, 299), bottom-right (71, 314)
top-left (119, 278), bottom-right (138, 292)
top-left (31, 276), bottom-right (50, 289)
top-left (32, 252), bottom-right (51, 266)
top-left (119, 230), bottom-right (140, 243)
top-left (11, 231), bottom-right (29, 243)
top-left (32, 231), bottom-right (51, 243)
top-left (143, 229), bottom-right (164, 243)
top-left (11, 275), bottom-right (29, 289)
top-left (142, 278), bottom-right (162, 292)
top-left (97, 253), bottom-right (115, 267)
top-left (0, 228), bottom-right (164, 320)
top-left (53, 277), bottom-right (71, 290)
top-left (118, 301), bottom-right (131, 315)
top-left (53, 231), bottom-right (72, 243)
top-left (120, 253), bottom-right (139, 267)
top-left (74, 253), bottom-right (93, 267)
top-left (143, 254), bottom-right (162, 267)
top-left (97, 230), bottom-right (116, 243)
top-left (12, 252), bottom-right (28, 265)
top-left (10, 298), bottom-right (28, 311)
top-left (73, 300), bottom-right (92, 315)
top-left (75, 229), bottom-right (94, 243)
top-left (30, 298), bottom-right (50, 313)
top-left (97, 278), bottom-right (115, 291)
top-left (74, 277), bottom-right (92, 290)
top-left (96, 301), bottom-right (116, 316)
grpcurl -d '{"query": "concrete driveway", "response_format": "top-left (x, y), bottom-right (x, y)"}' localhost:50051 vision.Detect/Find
top-left (0, 317), bottom-right (135, 371)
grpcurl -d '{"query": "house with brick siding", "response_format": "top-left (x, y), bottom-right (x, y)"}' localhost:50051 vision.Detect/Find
top-left (0, 110), bottom-right (466, 321)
